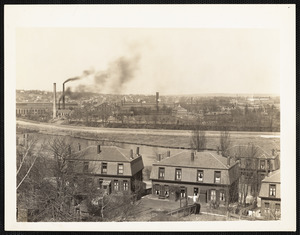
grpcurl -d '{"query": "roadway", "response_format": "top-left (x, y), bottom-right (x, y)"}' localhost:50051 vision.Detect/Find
top-left (16, 119), bottom-right (280, 139)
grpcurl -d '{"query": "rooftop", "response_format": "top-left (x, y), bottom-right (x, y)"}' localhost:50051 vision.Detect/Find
top-left (153, 150), bottom-right (236, 169)
top-left (72, 145), bottom-right (140, 162)
top-left (262, 169), bottom-right (280, 183)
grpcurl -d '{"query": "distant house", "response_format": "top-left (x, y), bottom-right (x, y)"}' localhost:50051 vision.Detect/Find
top-left (68, 145), bottom-right (144, 195)
top-left (258, 170), bottom-right (281, 219)
top-left (150, 150), bottom-right (239, 205)
top-left (172, 105), bottom-right (188, 117)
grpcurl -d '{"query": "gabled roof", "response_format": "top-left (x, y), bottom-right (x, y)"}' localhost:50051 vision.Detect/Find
top-left (259, 170), bottom-right (281, 199)
top-left (262, 169), bottom-right (280, 183)
top-left (153, 150), bottom-right (236, 169)
top-left (72, 145), bottom-right (137, 162)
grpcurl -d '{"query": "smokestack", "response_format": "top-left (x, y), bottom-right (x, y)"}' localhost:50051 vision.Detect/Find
top-left (130, 149), bottom-right (134, 159)
top-left (157, 154), bottom-right (161, 162)
top-left (227, 156), bottom-right (231, 166)
top-left (272, 149), bottom-right (275, 156)
top-left (78, 143), bottom-right (81, 151)
top-left (53, 83), bottom-right (57, 118)
top-left (63, 83), bottom-right (65, 110)
top-left (167, 151), bottom-right (170, 157)
top-left (97, 145), bottom-right (101, 154)
top-left (217, 146), bottom-right (220, 155)
top-left (136, 147), bottom-right (140, 156)
top-left (191, 152), bottom-right (195, 161)
top-left (156, 92), bottom-right (159, 111)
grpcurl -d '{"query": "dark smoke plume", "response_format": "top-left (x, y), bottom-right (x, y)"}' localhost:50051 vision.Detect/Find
top-left (93, 54), bottom-right (140, 93)
top-left (63, 68), bottom-right (95, 84)
top-left (63, 54), bottom-right (140, 98)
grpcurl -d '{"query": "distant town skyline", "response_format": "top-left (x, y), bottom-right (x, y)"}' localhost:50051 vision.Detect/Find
top-left (16, 27), bottom-right (280, 95)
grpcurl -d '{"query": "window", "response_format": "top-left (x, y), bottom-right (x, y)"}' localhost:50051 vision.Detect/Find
top-left (269, 184), bottom-right (276, 197)
top-left (159, 168), bottom-right (165, 179)
top-left (214, 171), bottom-right (221, 183)
top-left (275, 203), bottom-right (280, 215)
top-left (99, 178), bottom-right (103, 189)
top-left (118, 164), bottom-right (124, 175)
top-left (83, 162), bottom-right (89, 173)
top-left (155, 184), bottom-right (160, 195)
top-left (267, 160), bottom-right (271, 170)
top-left (164, 185), bottom-right (169, 197)
top-left (180, 188), bottom-right (186, 198)
top-left (114, 180), bottom-right (119, 191)
top-left (175, 169), bottom-right (182, 180)
top-left (220, 190), bottom-right (225, 201)
top-left (102, 163), bottom-right (107, 174)
top-left (123, 180), bottom-right (129, 191)
top-left (194, 188), bottom-right (199, 196)
top-left (210, 189), bottom-right (216, 201)
top-left (265, 202), bottom-right (270, 213)
top-left (260, 160), bottom-right (265, 170)
top-left (197, 170), bottom-right (204, 182)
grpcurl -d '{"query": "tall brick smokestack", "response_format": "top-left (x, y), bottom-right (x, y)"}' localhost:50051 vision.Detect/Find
top-left (53, 83), bottom-right (57, 118)
top-left (156, 92), bottom-right (159, 112)
top-left (62, 83), bottom-right (65, 110)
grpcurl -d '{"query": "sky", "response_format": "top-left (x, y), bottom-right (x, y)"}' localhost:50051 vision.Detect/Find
top-left (16, 27), bottom-right (280, 95)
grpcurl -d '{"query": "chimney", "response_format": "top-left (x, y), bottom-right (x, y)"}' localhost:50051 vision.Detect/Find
top-left (191, 152), bottom-right (195, 161)
top-left (53, 83), bottom-right (57, 118)
top-left (62, 83), bottom-right (65, 109)
top-left (130, 149), bottom-right (134, 159)
top-left (136, 147), bottom-right (140, 156)
top-left (157, 154), bottom-right (161, 162)
top-left (156, 92), bottom-right (159, 111)
top-left (272, 149), bottom-right (275, 156)
top-left (78, 143), bottom-right (81, 151)
top-left (227, 156), bottom-right (231, 166)
top-left (167, 151), bottom-right (170, 157)
top-left (97, 145), bottom-right (101, 154)
top-left (217, 146), bottom-right (220, 155)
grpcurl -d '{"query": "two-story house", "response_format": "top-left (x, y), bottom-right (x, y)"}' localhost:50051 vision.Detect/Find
top-left (258, 169), bottom-right (280, 219)
top-left (150, 150), bottom-right (239, 205)
top-left (68, 144), bottom-right (144, 195)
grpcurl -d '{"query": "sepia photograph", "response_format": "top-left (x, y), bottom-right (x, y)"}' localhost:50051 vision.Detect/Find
top-left (5, 4), bottom-right (295, 231)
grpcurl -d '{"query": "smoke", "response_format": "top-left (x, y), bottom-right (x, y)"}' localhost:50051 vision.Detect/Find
top-left (93, 54), bottom-right (141, 93)
top-left (63, 53), bottom-right (140, 98)
top-left (63, 68), bottom-right (95, 84)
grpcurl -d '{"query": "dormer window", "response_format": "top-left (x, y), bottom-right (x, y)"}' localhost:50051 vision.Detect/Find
top-left (197, 170), bottom-right (204, 182)
top-left (102, 163), bottom-right (107, 174)
top-left (269, 184), bottom-right (276, 197)
top-left (260, 160), bottom-right (265, 170)
top-left (175, 169), bottom-right (182, 180)
top-left (214, 171), bottom-right (221, 183)
top-left (159, 167), bottom-right (165, 179)
top-left (83, 162), bottom-right (89, 173)
top-left (118, 164), bottom-right (124, 175)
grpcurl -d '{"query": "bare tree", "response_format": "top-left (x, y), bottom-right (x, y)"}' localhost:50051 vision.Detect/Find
top-left (190, 123), bottom-right (206, 151)
top-left (236, 144), bottom-right (259, 206)
top-left (220, 130), bottom-right (231, 157)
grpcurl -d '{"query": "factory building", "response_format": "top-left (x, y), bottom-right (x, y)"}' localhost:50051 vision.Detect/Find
top-left (16, 102), bottom-right (78, 117)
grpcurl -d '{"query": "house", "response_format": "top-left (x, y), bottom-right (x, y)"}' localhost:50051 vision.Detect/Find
top-left (68, 145), bottom-right (144, 195)
top-left (172, 105), bottom-right (188, 117)
top-left (150, 150), bottom-right (239, 205)
top-left (258, 170), bottom-right (280, 219)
